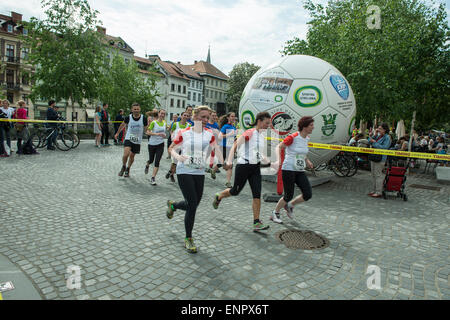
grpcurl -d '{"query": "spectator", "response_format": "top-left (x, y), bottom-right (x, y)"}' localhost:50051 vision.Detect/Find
top-left (14, 100), bottom-right (33, 155)
top-left (367, 123), bottom-right (391, 198)
top-left (114, 109), bottom-right (125, 145)
top-left (432, 137), bottom-right (446, 153)
top-left (0, 99), bottom-right (14, 155)
top-left (348, 133), bottom-right (364, 146)
top-left (0, 107), bottom-right (8, 157)
top-left (100, 103), bottom-right (111, 146)
top-left (94, 106), bottom-right (102, 148)
top-left (46, 100), bottom-right (59, 150)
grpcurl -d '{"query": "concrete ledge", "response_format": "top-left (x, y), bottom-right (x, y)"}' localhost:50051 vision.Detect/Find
top-left (436, 166), bottom-right (450, 184)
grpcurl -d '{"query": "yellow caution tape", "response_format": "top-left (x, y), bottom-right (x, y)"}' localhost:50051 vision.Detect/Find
top-left (0, 292), bottom-right (3, 300)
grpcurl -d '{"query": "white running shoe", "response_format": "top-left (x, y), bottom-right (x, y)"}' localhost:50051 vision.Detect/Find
top-left (151, 177), bottom-right (156, 185)
top-left (284, 203), bottom-right (294, 219)
top-left (270, 211), bottom-right (283, 224)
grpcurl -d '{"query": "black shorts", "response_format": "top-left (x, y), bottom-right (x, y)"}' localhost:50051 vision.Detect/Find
top-left (124, 140), bottom-right (141, 154)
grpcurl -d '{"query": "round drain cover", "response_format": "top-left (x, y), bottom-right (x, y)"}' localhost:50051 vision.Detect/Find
top-left (275, 229), bottom-right (329, 250)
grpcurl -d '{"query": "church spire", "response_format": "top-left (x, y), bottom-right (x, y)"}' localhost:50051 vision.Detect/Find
top-left (206, 45), bottom-right (211, 64)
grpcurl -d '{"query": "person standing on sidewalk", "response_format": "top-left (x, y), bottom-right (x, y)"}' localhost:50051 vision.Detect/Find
top-left (114, 103), bottom-right (148, 177)
top-left (270, 116), bottom-right (315, 224)
top-left (14, 100), bottom-right (32, 155)
top-left (166, 105), bottom-right (225, 253)
top-left (114, 109), bottom-right (124, 145)
top-left (0, 99), bottom-right (14, 155)
top-left (100, 103), bottom-right (111, 146)
top-left (367, 123), bottom-right (391, 198)
top-left (46, 100), bottom-right (59, 150)
top-left (93, 106), bottom-right (102, 148)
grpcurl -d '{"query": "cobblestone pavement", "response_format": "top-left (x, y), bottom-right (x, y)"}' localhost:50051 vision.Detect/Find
top-left (0, 141), bottom-right (449, 300)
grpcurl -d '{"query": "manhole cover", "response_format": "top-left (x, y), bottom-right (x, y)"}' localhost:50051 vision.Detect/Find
top-left (275, 229), bottom-right (330, 250)
top-left (409, 184), bottom-right (441, 191)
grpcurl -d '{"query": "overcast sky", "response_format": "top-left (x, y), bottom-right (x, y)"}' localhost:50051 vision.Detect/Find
top-left (1, 0), bottom-right (448, 75)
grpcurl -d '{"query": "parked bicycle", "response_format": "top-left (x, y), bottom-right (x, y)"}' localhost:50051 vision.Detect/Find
top-left (313, 151), bottom-right (358, 177)
top-left (29, 117), bottom-right (74, 151)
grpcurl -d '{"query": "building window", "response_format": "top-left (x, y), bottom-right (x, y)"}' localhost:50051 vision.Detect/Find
top-left (206, 78), bottom-right (209, 85)
top-left (205, 89), bottom-right (209, 98)
top-left (220, 81), bottom-right (222, 88)
top-left (7, 92), bottom-right (14, 103)
top-left (183, 86), bottom-right (186, 94)
top-left (178, 85), bottom-right (181, 93)
top-left (6, 44), bottom-right (14, 58)
top-left (200, 82), bottom-right (203, 90)
top-left (7, 25), bottom-right (13, 33)
top-left (125, 58), bottom-right (130, 64)
top-left (177, 100), bottom-right (180, 108)
top-left (219, 92), bottom-right (222, 100)
top-left (188, 92), bottom-right (191, 100)
top-left (193, 92), bottom-right (196, 101)
top-left (183, 100), bottom-right (185, 108)
top-left (215, 91), bottom-right (218, 99)
top-left (22, 73), bottom-right (29, 85)
top-left (170, 99), bottom-right (174, 107)
top-left (215, 80), bottom-right (218, 86)
top-left (21, 48), bottom-right (29, 60)
top-left (198, 94), bottom-right (201, 102)
top-left (171, 84), bottom-right (175, 92)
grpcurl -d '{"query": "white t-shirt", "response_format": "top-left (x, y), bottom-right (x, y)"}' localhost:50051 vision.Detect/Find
top-left (282, 132), bottom-right (310, 172)
top-left (0, 107), bottom-right (14, 119)
top-left (148, 120), bottom-right (166, 146)
top-left (236, 128), bottom-right (267, 165)
top-left (173, 127), bottom-right (215, 175)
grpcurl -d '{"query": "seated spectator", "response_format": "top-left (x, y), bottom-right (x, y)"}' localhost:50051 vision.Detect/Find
top-left (348, 133), bottom-right (364, 146)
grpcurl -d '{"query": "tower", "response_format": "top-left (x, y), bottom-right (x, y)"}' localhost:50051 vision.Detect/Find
top-left (206, 45), bottom-right (211, 64)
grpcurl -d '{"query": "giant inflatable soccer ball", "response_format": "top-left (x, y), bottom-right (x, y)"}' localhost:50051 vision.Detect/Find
top-left (239, 55), bottom-right (357, 166)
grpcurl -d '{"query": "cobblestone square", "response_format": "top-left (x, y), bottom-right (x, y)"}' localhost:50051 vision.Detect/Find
top-left (0, 141), bottom-right (449, 300)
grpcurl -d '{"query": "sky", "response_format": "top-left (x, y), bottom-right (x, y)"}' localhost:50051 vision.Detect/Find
top-left (1, 0), bottom-right (449, 75)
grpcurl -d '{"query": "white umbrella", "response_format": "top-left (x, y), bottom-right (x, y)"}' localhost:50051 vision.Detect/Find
top-left (396, 120), bottom-right (406, 138)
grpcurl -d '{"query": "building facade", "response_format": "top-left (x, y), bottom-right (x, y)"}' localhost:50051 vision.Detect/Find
top-left (0, 12), bottom-right (34, 117)
top-left (175, 63), bottom-right (204, 108)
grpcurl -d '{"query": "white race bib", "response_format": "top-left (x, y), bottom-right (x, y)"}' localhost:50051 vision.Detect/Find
top-left (294, 154), bottom-right (306, 171)
top-left (186, 151), bottom-right (205, 169)
top-left (129, 133), bottom-right (140, 144)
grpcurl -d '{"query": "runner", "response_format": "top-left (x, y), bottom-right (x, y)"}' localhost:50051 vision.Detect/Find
top-left (212, 112), bottom-right (273, 232)
top-left (145, 109), bottom-right (167, 185)
top-left (270, 116), bottom-right (314, 224)
top-left (166, 105), bottom-right (226, 253)
top-left (205, 111), bottom-right (220, 179)
top-left (165, 111), bottom-right (191, 182)
top-left (211, 112), bottom-right (237, 187)
top-left (114, 103), bottom-right (148, 177)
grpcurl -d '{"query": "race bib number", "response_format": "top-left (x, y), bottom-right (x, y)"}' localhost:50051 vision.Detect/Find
top-left (186, 152), bottom-right (204, 169)
top-left (294, 154), bottom-right (306, 171)
top-left (129, 134), bottom-right (140, 144)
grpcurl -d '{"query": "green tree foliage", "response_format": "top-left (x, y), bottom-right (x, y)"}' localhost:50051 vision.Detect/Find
top-left (23, 0), bottom-right (106, 108)
top-left (226, 62), bottom-right (260, 113)
top-left (99, 54), bottom-right (160, 116)
top-left (282, 0), bottom-right (449, 130)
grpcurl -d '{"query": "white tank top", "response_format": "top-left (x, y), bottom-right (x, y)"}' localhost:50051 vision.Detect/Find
top-left (148, 120), bottom-right (166, 146)
top-left (125, 115), bottom-right (144, 145)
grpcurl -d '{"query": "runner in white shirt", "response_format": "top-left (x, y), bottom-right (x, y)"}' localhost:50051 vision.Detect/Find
top-left (165, 111), bottom-right (191, 182)
top-left (212, 112), bottom-right (274, 232)
top-left (270, 116), bottom-right (315, 223)
top-left (166, 106), bottom-right (225, 254)
top-left (114, 103), bottom-right (148, 177)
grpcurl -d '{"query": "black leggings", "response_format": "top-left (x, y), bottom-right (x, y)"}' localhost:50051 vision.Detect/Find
top-left (229, 164), bottom-right (261, 199)
top-left (173, 174), bottom-right (205, 238)
top-left (147, 143), bottom-right (164, 168)
top-left (282, 170), bottom-right (312, 203)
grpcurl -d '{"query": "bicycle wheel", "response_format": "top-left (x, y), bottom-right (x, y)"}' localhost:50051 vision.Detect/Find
top-left (30, 132), bottom-right (41, 149)
top-left (55, 133), bottom-right (73, 151)
top-left (331, 156), bottom-right (350, 177)
top-left (315, 162), bottom-right (328, 171)
top-left (39, 132), bottom-right (49, 148)
top-left (71, 133), bottom-right (80, 149)
top-left (345, 154), bottom-right (358, 177)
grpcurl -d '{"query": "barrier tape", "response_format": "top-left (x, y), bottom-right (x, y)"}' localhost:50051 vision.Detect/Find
top-left (0, 292), bottom-right (2, 300)
top-left (2, 119), bottom-right (449, 161)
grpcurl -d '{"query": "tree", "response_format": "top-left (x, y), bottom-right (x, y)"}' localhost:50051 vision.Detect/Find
top-left (99, 54), bottom-right (160, 117)
top-left (226, 62), bottom-right (260, 113)
top-left (23, 0), bottom-right (106, 113)
top-left (282, 0), bottom-right (449, 130)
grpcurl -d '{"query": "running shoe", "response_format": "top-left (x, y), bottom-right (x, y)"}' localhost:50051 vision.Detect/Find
top-left (225, 182), bottom-right (232, 188)
top-left (151, 177), bottom-right (156, 185)
top-left (167, 200), bottom-right (176, 219)
top-left (165, 170), bottom-right (171, 179)
top-left (212, 193), bottom-right (221, 209)
top-left (270, 211), bottom-right (283, 224)
top-left (210, 169), bottom-right (216, 180)
top-left (118, 166), bottom-right (126, 176)
top-left (284, 203), bottom-right (294, 219)
top-left (124, 168), bottom-right (130, 178)
top-left (184, 237), bottom-right (197, 253)
top-left (145, 165), bottom-right (149, 175)
top-left (253, 220), bottom-right (270, 231)
top-left (170, 174), bottom-right (175, 183)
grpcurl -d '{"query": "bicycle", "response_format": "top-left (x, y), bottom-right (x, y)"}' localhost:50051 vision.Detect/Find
top-left (30, 119), bottom-right (74, 151)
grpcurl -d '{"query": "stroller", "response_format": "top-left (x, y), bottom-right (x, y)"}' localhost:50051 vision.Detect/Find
top-left (382, 162), bottom-right (408, 201)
